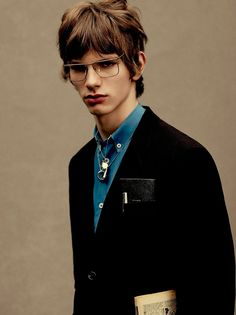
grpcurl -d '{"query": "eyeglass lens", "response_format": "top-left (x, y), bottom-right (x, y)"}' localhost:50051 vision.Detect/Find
top-left (64, 56), bottom-right (122, 83)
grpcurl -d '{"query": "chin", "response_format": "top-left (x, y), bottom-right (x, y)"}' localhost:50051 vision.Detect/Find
top-left (87, 103), bottom-right (112, 116)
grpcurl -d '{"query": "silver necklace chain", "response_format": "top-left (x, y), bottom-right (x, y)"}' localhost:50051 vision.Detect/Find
top-left (96, 136), bottom-right (131, 181)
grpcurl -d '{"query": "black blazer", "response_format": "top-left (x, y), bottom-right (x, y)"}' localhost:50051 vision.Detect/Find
top-left (69, 106), bottom-right (235, 315)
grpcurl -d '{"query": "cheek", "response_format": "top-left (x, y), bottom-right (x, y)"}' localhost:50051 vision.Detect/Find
top-left (113, 73), bottom-right (131, 90)
top-left (113, 64), bottom-right (131, 85)
top-left (73, 84), bottom-right (83, 96)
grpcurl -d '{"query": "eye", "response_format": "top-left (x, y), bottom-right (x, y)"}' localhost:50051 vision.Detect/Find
top-left (98, 60), bottom-right (116, 69)
top-left (70, 64), bottom-right (87, 73)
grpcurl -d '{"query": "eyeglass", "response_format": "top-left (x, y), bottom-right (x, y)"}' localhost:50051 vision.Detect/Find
top-left (64, 54), bottom-right (124, 84)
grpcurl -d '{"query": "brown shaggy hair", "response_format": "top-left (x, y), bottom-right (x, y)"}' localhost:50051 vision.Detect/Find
top-left (57, 0), bottom-right (148, 97)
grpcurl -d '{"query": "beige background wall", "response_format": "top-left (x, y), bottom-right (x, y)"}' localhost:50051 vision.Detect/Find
top-left (0, 0), bottom-right (235, 314)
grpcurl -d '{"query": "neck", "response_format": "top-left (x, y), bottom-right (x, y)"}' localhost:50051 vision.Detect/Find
top-left (95, 100), bottom-right (139, 140)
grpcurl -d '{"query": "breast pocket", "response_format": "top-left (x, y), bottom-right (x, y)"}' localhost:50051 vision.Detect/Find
top-left (119, 178), bottom-right (158, 220)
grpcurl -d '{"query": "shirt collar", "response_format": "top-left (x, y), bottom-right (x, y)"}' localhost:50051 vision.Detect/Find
top-left (94, 104), bottom-right (145, 152)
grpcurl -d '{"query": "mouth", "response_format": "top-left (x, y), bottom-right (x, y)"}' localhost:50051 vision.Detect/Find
top-left (84, 94), bottom-right (107, 105)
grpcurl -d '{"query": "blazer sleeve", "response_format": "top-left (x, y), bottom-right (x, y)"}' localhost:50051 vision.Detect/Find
top-left (174, 146), bottom-right (235, 315)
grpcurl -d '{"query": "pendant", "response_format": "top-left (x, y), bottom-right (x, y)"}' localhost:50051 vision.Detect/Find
top-left (97, 169), bottom-right (106, 181)
top-left (102, 160), bottom-right (109, 170)
top-left (97, 158), bottom-right (109, 181)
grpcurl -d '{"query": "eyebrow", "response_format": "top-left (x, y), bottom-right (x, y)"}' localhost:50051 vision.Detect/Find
top-left (70, 55), bottom-right (118, 64)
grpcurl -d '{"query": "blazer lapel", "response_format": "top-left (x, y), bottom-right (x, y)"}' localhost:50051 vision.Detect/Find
top-left (78, 139), bottom-right (96, 237)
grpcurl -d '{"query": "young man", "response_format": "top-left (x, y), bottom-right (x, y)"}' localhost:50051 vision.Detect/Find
top-left (58, 1), bottom-right (235, 314)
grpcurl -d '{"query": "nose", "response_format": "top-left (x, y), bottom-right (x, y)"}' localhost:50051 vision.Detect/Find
top-left (84, 65), bottom-right (101, 89)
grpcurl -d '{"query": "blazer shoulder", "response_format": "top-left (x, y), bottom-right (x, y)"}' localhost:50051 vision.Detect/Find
top-left (69, 138), bottom-right (96, 168)
top-left (159, 117), bottom-right (204, 151)
top-left (143, 106), bottom-right (215, 165)
top-left (158, 120), bottom-right (219, 176)
top-left (144, 107), bottom-right (205, 149)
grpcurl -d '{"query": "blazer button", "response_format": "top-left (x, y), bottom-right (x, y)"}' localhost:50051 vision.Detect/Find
top-left (88, 270), bottom-right (96, 281)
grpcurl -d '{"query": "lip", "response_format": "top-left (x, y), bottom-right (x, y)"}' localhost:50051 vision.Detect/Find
top-left (84, 94), bottom-right (107, 105)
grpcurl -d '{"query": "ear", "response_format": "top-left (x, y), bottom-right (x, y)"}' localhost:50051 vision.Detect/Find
top-left (132, 51), bottom-right (147, 81)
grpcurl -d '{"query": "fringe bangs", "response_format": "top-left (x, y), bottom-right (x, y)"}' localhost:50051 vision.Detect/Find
top-left (65, 9), bottom-right (123, 61)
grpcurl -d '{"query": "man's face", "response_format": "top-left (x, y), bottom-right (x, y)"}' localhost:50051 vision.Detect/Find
top-left (68, 50), bottom-right (138, 119)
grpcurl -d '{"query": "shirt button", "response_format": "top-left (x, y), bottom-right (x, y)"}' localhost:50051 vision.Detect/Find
top-left (99, 203), bottom-right (103, 209)
top-left (88, 270), bottom-right (96, 281)
top-left (116, 143), bottom-right (122, 149)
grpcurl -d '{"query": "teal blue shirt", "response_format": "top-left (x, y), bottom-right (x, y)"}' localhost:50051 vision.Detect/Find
top-left (93, 104), bottom-right (145, 231)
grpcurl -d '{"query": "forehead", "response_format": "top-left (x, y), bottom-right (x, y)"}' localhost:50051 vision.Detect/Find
top-left (74, 50), bottom-right (119, 63)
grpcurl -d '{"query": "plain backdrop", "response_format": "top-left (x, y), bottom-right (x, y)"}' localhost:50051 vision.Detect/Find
top-left (0, 0), bottom-right (235, 314)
